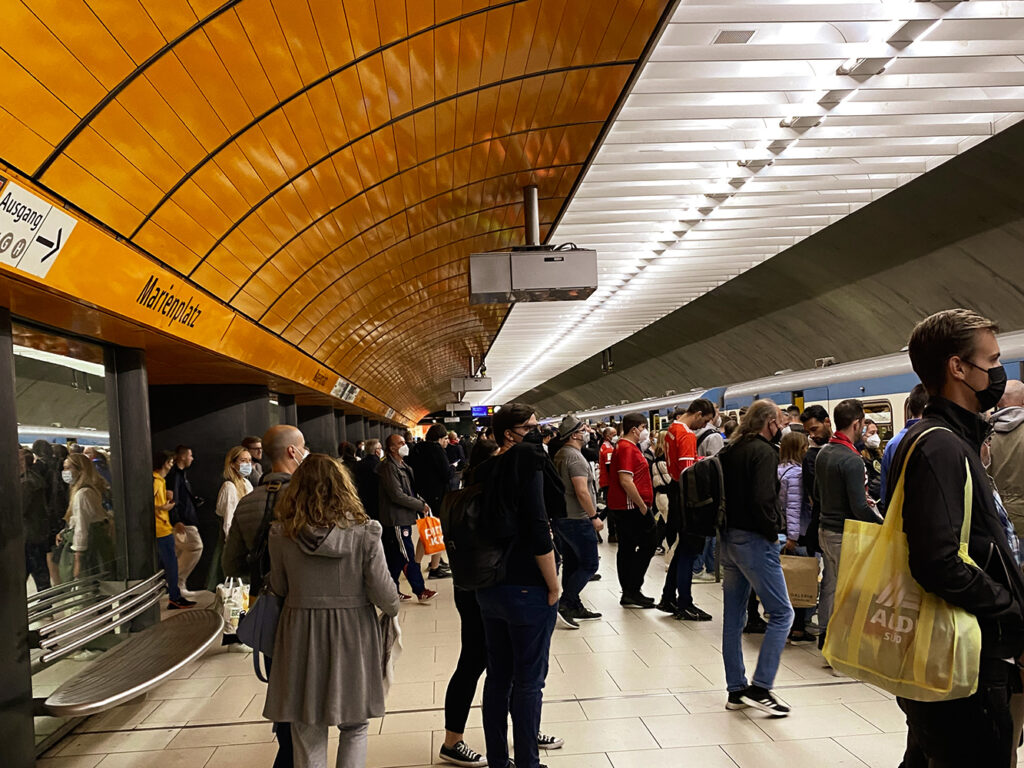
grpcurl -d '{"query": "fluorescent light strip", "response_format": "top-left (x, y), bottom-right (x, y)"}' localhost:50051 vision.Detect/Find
top-left (14, 345), bottom-right (104, 378)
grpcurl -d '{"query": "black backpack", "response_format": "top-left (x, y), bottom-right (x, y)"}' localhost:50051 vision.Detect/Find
top-left (439, 483), bottom-right (515, 590)
top-left (679, 453), bottom-right (726, 537)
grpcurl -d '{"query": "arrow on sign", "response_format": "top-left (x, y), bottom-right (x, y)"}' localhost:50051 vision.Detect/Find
top-left (37, 227), bottom-right (61, 262)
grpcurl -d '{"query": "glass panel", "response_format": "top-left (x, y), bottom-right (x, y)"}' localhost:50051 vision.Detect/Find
top-left (863, 399), bottom-right (895, 442)
top-left (13, 322), bottom-right (129, 749)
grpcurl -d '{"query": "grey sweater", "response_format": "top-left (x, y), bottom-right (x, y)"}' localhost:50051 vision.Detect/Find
top-left (814, 442), bottom-right (876, 533)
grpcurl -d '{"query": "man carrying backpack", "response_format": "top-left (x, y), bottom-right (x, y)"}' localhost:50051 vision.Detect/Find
top-left (717, 399), bottom-right (794, 717)
top-left (659, 399), bottom-right (716, 619)
top-left (223, 424), bottom-right (307, 768)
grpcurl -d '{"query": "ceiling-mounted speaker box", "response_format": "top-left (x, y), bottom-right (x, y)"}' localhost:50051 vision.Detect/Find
top-left (469, 248), bottom-right (598, 304)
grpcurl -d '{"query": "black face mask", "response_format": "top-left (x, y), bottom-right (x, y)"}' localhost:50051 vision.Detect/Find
top-left (522, 427), bottom-right (545, 445)
top-left (769, 424), bottom-right (782, 446)
top-left (964, 360), bottom-right (1007, 412)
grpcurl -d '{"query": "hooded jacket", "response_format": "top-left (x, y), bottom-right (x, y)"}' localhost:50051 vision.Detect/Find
top-left (989, 405), bottom-right (1024, 530)
top-left (889, 397), bottom-right (1024, 660)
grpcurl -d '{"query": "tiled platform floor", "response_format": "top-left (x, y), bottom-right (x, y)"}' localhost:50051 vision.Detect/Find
top-left (39, 543), bottom-right (925, 768)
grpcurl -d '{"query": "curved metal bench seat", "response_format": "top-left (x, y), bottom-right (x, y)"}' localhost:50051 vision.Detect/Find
top-left (43, 609), bottom-right (224, 717)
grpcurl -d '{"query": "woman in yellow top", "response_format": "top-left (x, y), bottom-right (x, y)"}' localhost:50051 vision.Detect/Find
top-left (154, 450), bottom-right (195, 610)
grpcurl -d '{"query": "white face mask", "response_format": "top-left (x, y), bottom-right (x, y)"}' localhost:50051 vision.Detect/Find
top-left (579, 431), bottom-right (591, 445)
top-left (239, 462), bottom-right (253, 477)
top-left (638, 428), bottom-right (650, 444)
top-left (376, 448), bottom-right (384, 458)
top-left (866, 434), bottom-right (881, 449)
top-left (294, 446), bottom-right (309, 465)
top-left (398, 445), bottom-right (410, 458)
top-left (61, 469), bottom-right (73, 484)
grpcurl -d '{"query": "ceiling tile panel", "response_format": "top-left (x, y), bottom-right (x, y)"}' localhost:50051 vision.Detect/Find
top-left (5, 0), bottom-right (671, 417)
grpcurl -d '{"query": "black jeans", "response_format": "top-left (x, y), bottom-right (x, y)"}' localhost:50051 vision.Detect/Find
top-left (25, 541), bottom-right (51, 591)
top-left (898, 658), bottom-right (1018, 767)
top-left (611, 509), bottom-right (658, 595)
top-left (477, 585), bottom-right (557, 768)
top-left (444, 588), bottom-right (488, 734)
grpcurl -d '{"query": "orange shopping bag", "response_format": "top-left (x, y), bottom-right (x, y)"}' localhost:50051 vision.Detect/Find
top-left (416, 514), bottom-right (446, 555)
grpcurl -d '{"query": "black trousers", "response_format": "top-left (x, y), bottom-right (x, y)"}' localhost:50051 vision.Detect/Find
top-left (898, 658), bottom-right (1018, 768)
top-left (444, 587), bottom-right (488, 734)
top-left (611, 509), bottom-right (657, 595)
top-left (264, 656), bottom-right (293, 768)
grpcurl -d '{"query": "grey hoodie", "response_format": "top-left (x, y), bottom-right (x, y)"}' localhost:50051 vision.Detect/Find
top-left (989, 406), bottom-right (1024, 530)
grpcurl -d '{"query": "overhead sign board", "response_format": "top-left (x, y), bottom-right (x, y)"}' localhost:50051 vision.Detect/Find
top-left (451, 376), bottom-right (492, 392)
top-left (0, 179), bottom-right (76, 279)
top-left (446, 402), bottom-right (472, 412)
top-left (443, 417), bottom-right (460, 424)
top-left (471, 405), bottom-right (494, 417)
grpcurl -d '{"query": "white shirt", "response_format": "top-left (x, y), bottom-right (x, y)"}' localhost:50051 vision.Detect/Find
top-left (216, 478), bottom-right (253, 536)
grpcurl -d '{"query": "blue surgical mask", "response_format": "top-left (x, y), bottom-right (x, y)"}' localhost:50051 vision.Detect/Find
top-left (239, 462), bottom-right (253, 477)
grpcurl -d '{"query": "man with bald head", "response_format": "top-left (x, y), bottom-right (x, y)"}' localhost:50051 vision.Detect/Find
top-left (989, 379), bottom-right (1024, 535)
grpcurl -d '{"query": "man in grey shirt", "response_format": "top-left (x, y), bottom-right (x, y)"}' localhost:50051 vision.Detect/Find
top-left (552, 415), bottom-right (605, 629)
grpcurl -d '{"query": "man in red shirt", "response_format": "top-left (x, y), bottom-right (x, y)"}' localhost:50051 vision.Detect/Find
top-left (598, 427), bottom-right (618, 542)
top-left (659, 399), bottom-right (716, 620)
top-left (608, 413), bottom-right (657, 606)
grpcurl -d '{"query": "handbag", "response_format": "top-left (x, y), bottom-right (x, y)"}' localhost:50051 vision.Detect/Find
top-left (416, 513), bottom-right (446, 555)
top-left (236, 586), bottom-right (282, 683)
top-left (823, 427), bottom-right (981, 702)
top-left (780, 554), bottom-right (819, 608)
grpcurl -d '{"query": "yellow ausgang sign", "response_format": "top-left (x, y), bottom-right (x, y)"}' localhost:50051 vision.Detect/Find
top-left (0, 170), bottom-right (408, 424)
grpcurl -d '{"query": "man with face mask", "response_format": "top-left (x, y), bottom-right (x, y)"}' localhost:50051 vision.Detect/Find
top-left (889, 309), bottom-right (1024, 768)
top-left (813, 398), bottom-right (878, 660)
top-left (609, 412), bottom-right (658, 606)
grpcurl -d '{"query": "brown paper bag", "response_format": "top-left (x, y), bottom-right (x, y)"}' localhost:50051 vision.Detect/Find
top-left (780, 554), bottom-right (819, 608)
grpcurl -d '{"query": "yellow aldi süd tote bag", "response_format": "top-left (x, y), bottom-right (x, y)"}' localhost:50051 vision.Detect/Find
top-left (823, 427), bottom-right (982, 702)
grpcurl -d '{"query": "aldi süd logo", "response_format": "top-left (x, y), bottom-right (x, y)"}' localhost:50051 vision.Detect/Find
top-left (865, 573), bottom-right (922, 645)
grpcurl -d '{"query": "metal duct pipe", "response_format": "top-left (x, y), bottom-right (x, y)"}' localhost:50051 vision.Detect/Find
top-left (523, 185), bottom-right (539, 246)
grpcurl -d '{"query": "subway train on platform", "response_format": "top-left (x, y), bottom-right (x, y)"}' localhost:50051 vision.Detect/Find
top-left (18, 425), bottom-right (110, 450)
top-left (549, 330), bottom-right (1024, 439)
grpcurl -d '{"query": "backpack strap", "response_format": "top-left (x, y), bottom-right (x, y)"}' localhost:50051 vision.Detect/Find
top-left (246, 480), bottom-right (283, 588)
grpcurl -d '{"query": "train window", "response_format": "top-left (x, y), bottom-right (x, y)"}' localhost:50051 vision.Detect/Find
top-left (861, 399), bottom-right (895, 442)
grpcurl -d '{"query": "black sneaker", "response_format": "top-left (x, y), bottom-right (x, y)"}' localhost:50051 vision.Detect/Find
top-left (674, 604), bottom-right (712, 622)
top-left (788, 630), bottom-right (815, 644)
top-left (620, 593), bottom-right (655, 608)
top-left (743, 617), bottom-right (767, 634)
top-left (537, 732), bottom-right (564, 749)
top-left (739, 685), bottom-right (790, 717)
top-left (574, 608), bottom-right (602, 620)
top-left (655, 599), bottom-right (677, 614)
top-left (439, 741), bottom-right (486, 767)
top-left (428, 568), bottom-right (453, 580)
top-left (725, 691), bottom-right (748, 711)
top-left (556, 606), bottom-right (580, 630)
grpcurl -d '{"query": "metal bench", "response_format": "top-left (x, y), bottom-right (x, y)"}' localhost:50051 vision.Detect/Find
top-left (31, 571), bottom-right (225, 717)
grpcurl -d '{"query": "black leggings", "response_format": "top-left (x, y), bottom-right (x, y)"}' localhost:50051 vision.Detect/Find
top-left (444, 587), bottom-right (488, 734)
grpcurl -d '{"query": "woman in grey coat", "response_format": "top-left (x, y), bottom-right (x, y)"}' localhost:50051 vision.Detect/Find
top-left (264, 454), bottom-right (400, 768)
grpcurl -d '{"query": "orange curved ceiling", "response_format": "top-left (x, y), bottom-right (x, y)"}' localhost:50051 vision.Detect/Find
top-left (0, 0), bottom-right (671, 417)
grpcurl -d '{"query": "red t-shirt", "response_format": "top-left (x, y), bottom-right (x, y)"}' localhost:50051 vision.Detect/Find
top-left (608, 439), bottom-right (654, 510)
top-left (665, 421), bottom-right (697, 482)
top-left (598, 441), bottom-right (614, 488)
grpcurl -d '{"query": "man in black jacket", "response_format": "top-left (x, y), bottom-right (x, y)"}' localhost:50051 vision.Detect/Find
top-left (892, 309), bottom-right (1024, 767)
top-left (718, 399), bottom-right (794, 716)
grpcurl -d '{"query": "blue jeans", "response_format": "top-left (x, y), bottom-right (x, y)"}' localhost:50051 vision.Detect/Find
top-left (552, 518), bottom-right (599, 611)
top-left (382, 525), bottom-right (425, 596)
top-left (477, 585), bottom-right (557, 768)
top-left (156, 533), bottom-right (181, 602)
top-left (720, 528), bottom-right (794, 691)
top-left (693, 536), bottom-right (717, 574)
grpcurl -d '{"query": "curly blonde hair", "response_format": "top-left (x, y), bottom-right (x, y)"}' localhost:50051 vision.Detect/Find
top-left (275, 453), bottom-right (368, 538)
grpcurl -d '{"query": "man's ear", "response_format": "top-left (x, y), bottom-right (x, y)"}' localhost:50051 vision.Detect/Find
top-left (948, 355), bottom-right (967, 384)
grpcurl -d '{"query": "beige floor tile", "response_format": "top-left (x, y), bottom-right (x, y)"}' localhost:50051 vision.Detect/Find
top-left (635, 640), bottom-right (724, 666)
top-left (367, 730), bottom-right (433, 767)
top-left (549, 637), bottom-right (593, 655)
top-left (545, 716), bottom-right (659, 754)
top-left (143, 692), bottom-right (256, 726)
top-left (674, 690), bottom-right (732, 714)
top-left (385, 682), bottom-right (437, 710)
top-left (748, 703), bottom-right (880, 741)
top-left (642, 711), bottom-right (769, 748)
top-left (609, 666), bottom-right (713, 692)
top-left (556, 651), bottom-right (648, 675)
top-left (770, 682), bottom-right (886, 708)
top-left (240, 692), bottom-right (267, 720)
top-left (37, 757), bottom-right (104, 768)
top-left (166, 722), bottom-right (277, 748)
top-left (539, 752), bottom-right (613, 768)
top-left (844, 699), bottom-right (909, 733)
top-left (164, 662), bottom-right (199, 681)
top-left (581, 694), bottom-right (686, 720)
top-left (724, 737), bottom-right (868, 767)
top-left (58, 729), bottom-right (180, 756)
top-left (608, 745), bottom-right (739, 768)
top-left (540, 700), bottom-right (587, 723)
top-left (209, 742), bottom-right (276, 768)
top-left (834, 733), bottom-right (911, 768)
top-left (543, 671), bottom-right (624, 699)
top-left (381, 707), bottom-right (479, 734)
top-left (213, 675), bottom-right (270, 700)
top-left (75, 699), bottom-right (161, 733)
top-left (392, 660), bottom-right (458, 684)
top-left (585, 634), bottom-right (667, 654)
top-left (146, 678), bottom-right (225, 700)
top-left (190, 652), bottom-right (256, 679)
top-left (94, 747), bottom-right (215, 768)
